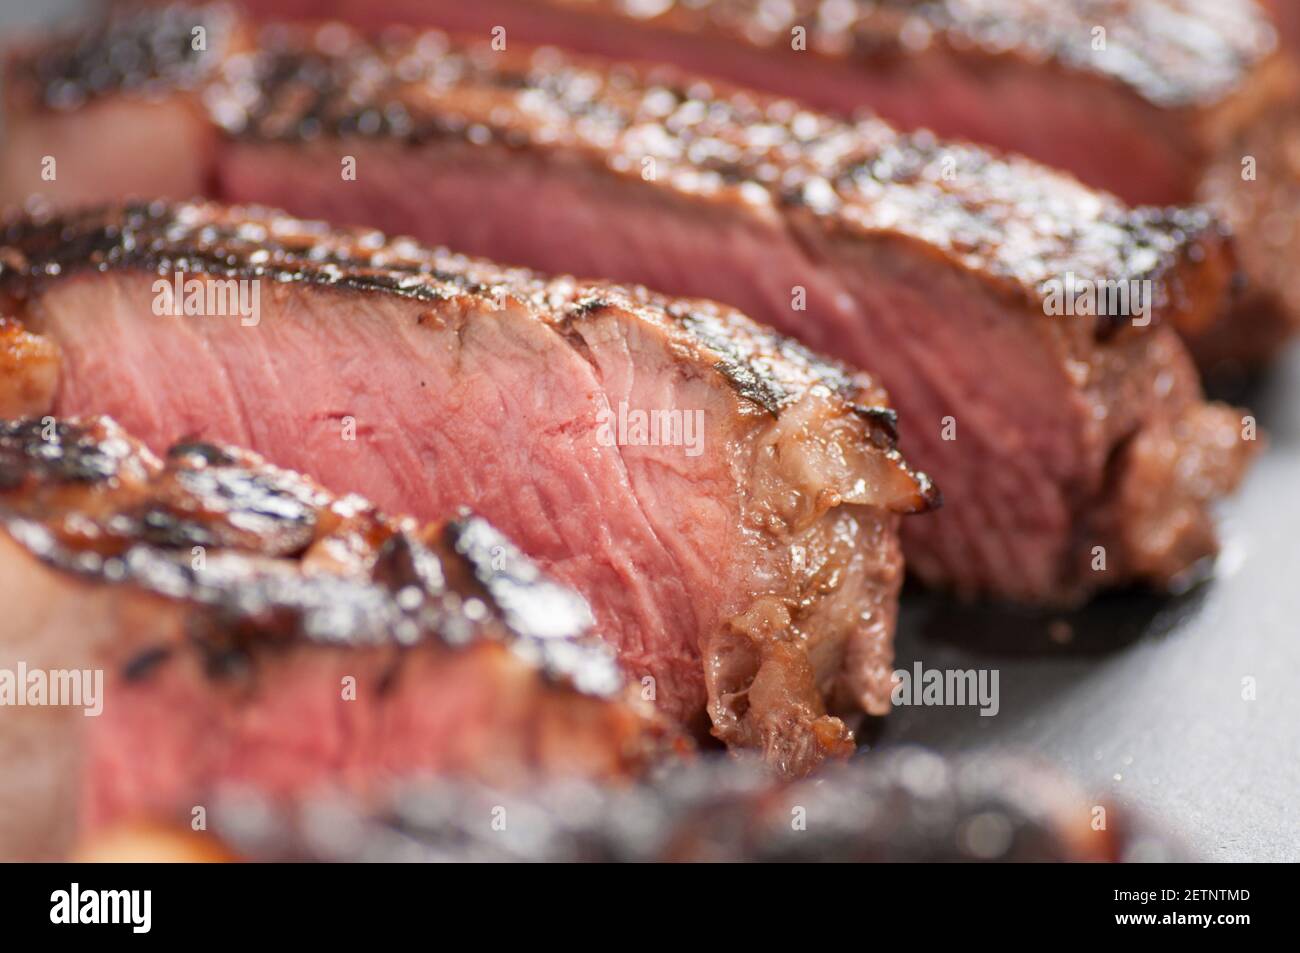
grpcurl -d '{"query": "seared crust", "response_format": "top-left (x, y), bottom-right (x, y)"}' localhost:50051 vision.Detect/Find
top-left (515, 0), bottom-right (1277, 110)
top-left (0, 199), bottom-right (937, 513)
top-left (3, 5), bottom-right (1233, 341)
top-left (0, 414), bottom-right (627, 696)
top-left (3, 2), bottom-right (236, 109)
top-left (0, 316), bottom-right (60, 417)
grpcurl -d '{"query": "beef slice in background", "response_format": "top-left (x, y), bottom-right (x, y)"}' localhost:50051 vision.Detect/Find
top-left (177, 0), bottom-right (1300, 369)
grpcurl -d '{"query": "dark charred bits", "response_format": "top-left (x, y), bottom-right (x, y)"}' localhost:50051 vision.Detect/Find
top-left (21, 4), bottom-right (233, 111)
top-left (0, 417), bottom-right (623, 699)
top-left (0, 417), bottom-right (127, 488)
top-left (121, 645), bottom-right (173, 683)
top-left (168, 440), bottom-right (236, 465)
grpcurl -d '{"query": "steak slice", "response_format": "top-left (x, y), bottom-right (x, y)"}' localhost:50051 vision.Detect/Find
top-left (0, 201), bottom-right (935, 770)
top-left (79, 748), bottom-right (1184, 863)
top-left (0, 8), bottom-right (1256, 603)
top-left (166, 0), bottom-right (1300, 365)
top-left (0, 415), bottom-right (677, 860)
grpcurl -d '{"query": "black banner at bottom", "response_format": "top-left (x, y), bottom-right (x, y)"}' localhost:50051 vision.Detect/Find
top-left (0, 861), bottom-right (1282, 939)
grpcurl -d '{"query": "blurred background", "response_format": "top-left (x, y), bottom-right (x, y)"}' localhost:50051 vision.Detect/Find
top-left (0, 0), bottom-right (85, 32)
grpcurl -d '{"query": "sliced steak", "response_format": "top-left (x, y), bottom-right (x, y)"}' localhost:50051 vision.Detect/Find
top-left (0, 201), bottom-right (934, 771)
top-left (185, 0), bottom-right (1300, 365)
top-left (0, 9), bottom-right (1257, 605)
top-left (79, 748), bottom-right (1185, 862)
top-left (0, 415), bottom-right (677, 860)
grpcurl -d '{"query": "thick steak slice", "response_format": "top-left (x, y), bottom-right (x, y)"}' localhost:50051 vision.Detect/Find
top-left (79, 748), bottom-right (1184, 863)
top-left (177, 0), bottom-right (1300, 365)
top-left (0, 415), bottom-right (674, 860)
top-left (0, 10), bottom-right (1256, 604)
top-left (0, 201), bottom-right (934, 769)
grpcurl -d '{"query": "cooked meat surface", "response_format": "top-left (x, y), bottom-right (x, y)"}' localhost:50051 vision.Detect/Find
top-left (0, 7), bottom-right (1256, 605)
top-left (86, 747), bottom-right (1184, 862)
top-left (0, 201), bottom-right (935, 774)
top-left (0, 415), bottom-right (681, 860)
top-left (190, 0), bottom-right (1300, 366)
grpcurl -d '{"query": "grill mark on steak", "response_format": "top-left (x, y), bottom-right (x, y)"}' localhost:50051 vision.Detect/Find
top-left (445, 515), bottom-right (589, 642)
top-left (121, 644), bottom-right (174, 682)
top-left (166, 439), bottom-right (235, 465)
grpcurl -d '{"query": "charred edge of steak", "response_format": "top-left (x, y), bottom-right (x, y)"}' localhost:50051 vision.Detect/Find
top-left (890, 0), bottom-right (1275, 110)
top-left (203, 747), bottom-right (1182, 862)
top-left (5, 2), bottom-right (237, 111)
top-left (564, 0), bottom-right (1278, 111)
top-left (0, 200), bottom-right (846, 415)
top-left (217, 22), bottom-right (1225, 333)
top-left (0, 415), bottom-right (137, 490)
top-left (5, 6), bottom-right (1225, 341)
top-left (12, 2), bottom-right (1274, 114)
top-left (0, 415), bottom-right (624, 697)
top-left (0, 200), bottom-right (936, 510)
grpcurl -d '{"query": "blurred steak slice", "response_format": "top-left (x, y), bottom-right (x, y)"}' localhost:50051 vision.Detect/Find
top-left (0, 201), bottom-right (935, 768)
top-left (210, 0), bottom-right (1300, 365)
top-left (0, 9), bottom-right (1256, 604)
top-left (1263, 0), bottom-right (1300, 53)
top-left (89, 748), bottom-right (1182, 862)
top-left (0, 415), bottom-right (675, 860)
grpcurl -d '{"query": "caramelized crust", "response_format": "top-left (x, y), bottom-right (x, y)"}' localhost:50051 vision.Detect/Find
top-left (0, 317), bottom-right (60, 417)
